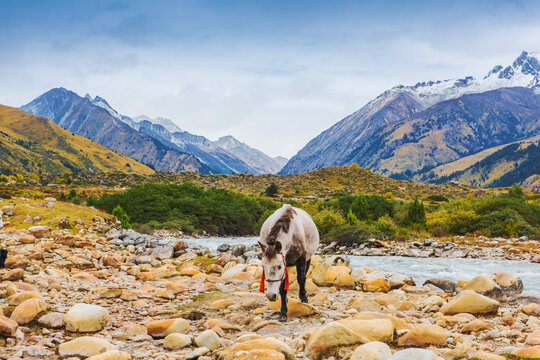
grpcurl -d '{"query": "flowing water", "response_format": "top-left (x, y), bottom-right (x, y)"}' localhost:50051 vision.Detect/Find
top-left (182, 236), bottom-right (540, 296)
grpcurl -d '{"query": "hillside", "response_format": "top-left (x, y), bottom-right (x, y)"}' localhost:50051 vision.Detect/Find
top-left (280, 51), bottom-right (540, 187)
top-left (20, 88), bottom-right (212, 174)
top-left (0, 105), bottom-right (154, 175)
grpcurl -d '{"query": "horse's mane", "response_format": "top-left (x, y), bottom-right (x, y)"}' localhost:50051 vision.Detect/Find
top-left (264, 206), bottom-right (297, 257)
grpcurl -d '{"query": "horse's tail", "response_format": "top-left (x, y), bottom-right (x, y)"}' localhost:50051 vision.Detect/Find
top-left (266, 205), bottom-right (296, 245)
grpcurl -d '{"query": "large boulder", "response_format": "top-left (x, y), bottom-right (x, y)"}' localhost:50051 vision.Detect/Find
top-left (0, 315), bottom-right (18, 336)
top-left (351, 342), bottom-right (392, 360)
top-left (456, 275), bottom-right (506, 301)
top-left (304, 322), bottom-right (369, 360)
top-left (359, 270), bottom-right (415, 289)
top-left (363, 277), bottom-right (391, 293)
top-left (440, 290), bottom-right (500, 315)
top-left (492, 272), bottom-right (523, 297)
top-left (64, 304), bottom-right (110, 332)
top-left (322, 266), bottom-right (355, 288)
top-left (195, 329), bottom-right (221, 350)
top-left (423, 278), bottom-right (456, 294)
top-left (58, 336), bottom-right (117, 357)
top-left (146, 318), bottom-right (190, 338)
top-left (10, 298), bottom-right (47, 324)
top-left (397, 324), bottom-right (448, 347)
top-left (309, 256), bottom-right (348, 285)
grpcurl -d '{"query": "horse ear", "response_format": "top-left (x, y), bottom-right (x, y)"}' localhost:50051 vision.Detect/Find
top-left (275, 241), bottom-right (282, 252)
top-left (258, 241), bottom-right (267, 251)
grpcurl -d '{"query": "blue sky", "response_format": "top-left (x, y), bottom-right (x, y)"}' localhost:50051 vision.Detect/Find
top-left (1, 0), bottom-right (540, 157)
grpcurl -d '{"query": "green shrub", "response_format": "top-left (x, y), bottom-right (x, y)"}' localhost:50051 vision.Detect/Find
top-left (112, 205), bottom-right (131, 229)
top-left (371, 216), bottom-right (397, 238)
top-left (350, 194), bottom-right (369, 220)
top-left (345, 208), bottom-right (360, 226)
top-left (403, 196), bottom-right (426, 227)
top-left (477, 209), bottom-right (534, 237)
top-left (265, 182), bottom-right (279, 197)
top-left (313, 207), bottom-right (345, 236)
top-left (322, 224), bottom-right (371, 245)
top-left (426, 194), bottom-right (449, 202)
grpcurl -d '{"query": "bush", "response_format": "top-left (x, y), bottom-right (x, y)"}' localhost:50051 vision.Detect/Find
top-left (477, 209), bottom-right (534, 238)
top-left (350, 194), bottom-right (369, 220)
top-left (428, 209), bottom-right (480, 235)
top-left (426, 194), bottom-right (449, 202)
top-left (431, 226), bottom-right (447, 238)
top-left (345, 208), bottom-right (360, 226)
top-left (265, 183), bottom-right (279, 197)
top-left (371, 216), bottom-right (397, 238)
top-left (312, 207), bottom-right (345, 236)
top-left (383, 192), bottom-right (393, 200)
top-left (403, 196), bottom-right (426, 227)
top-left (112, 205), bottom-right (131, 229)
top-left (322, 224), bottom-right (371, 245)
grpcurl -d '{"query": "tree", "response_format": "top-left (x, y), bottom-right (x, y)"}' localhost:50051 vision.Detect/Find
top-left (345, 208), bottom-right (360, 225)
top-left (265, 182), bottom-right (279, 197)
top-left (350, 194), bottom-right (369, 220)
top-left (508, 184), bottom-right (524, 198)
top-left (403, 196), bottom-right (426, 227)
top-left (112, 205), bottom-right (131, 229)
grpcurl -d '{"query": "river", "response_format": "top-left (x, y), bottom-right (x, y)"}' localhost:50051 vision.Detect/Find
top-left (182, 236), bottom-right (540, 296)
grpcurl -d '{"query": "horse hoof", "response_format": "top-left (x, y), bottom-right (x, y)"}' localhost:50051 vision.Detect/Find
top-left (300, 296), bottom-right (308, 303)
top-left (278, 315), bottom-right (287, 322)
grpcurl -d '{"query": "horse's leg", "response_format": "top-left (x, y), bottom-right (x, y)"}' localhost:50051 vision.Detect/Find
top-left (296, 255), bottom-right (308, 303)
top-left (279, 280), bottom-right (288, 322)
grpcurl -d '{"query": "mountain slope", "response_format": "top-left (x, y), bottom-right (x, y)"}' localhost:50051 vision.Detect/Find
top-left (280, 51), bottom-right (540, 185)
top-left (0, 105), bottom-right (154, 175)
top-left (20, 88), bottom-right (212, 174)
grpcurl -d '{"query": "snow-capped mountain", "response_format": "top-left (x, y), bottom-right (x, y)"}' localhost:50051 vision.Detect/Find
top-left (132, 115), bottom-right (182, 133)
top-left (280, 51), bottom-right (540, 187)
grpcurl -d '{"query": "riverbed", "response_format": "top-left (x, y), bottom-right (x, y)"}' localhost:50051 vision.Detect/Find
top-left (183, 236), bottom-right (540, 296)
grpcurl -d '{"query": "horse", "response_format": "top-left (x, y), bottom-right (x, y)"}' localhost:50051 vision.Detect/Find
top-left (258, 204), bottom-right (319, 322)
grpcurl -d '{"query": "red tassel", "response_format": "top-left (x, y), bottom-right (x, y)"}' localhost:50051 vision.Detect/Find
top-left (282, 253), bottom-right (289, 291)
top-left (259, 269), bottom-right (265, 293)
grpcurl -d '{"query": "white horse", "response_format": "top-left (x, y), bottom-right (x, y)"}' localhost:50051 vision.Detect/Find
top-left (258, 204), bottom-right (319, 322)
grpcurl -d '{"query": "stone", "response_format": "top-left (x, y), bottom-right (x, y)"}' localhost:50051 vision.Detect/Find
top-left (348, 297), bottom-right (381, 312)
top-left (423, 278), bottom-right (456, 293)
top-left (235, 350), bottom-right (285, 360)
top-left (38, 312), bottom-right (64, 328)
top-left (375, 294), bottom-right (400, 307)
top-left (210, 299), bottom-right (236, 309)
top-left (492, 272), bottom-right (523, 297)
top-left (268, 297), bottom-right (318, 318)
top-left (363, 277), bottom-right (391, 293)
top-left (195, 329), bottom-right (221, 350)
top-left (456, 275), bottom-right (506, 301)
top-left (440, 290), bottom-right (500, 315)
top-left (2, 268), bottom-right (25, 281)
top-left (353, 312), bottom-right (411, 330)
top-left (10, 298), bottom-right (47, 324)
top-left (512, 346), bottom-right (540, 359)
top-left (163, 333), bottom-right (192, 349)
top-left (338, 319), bottom-right (394, 342)
top-left (7, 291), bottom-right (42, 306)
top-left (64, 303), bottom-right (110, 332)
top-left (305, 322), bottom-right (369, 359)
top-left (0, 315), bottom-right (18, 336)
top-left (5, 255), bottom-right (28, 269)
top-left (322, 266), bottom-right (355, 288)
top-left (460, 319), bottom-right (492, 333)
top-left (185, 347), bottom-right (210, 359)
top-left (389, 348), bottom-right (443, 360)
top-left (58, 336), bottom-right (118, 357)
top-left (27, 225), bottom-right (50, 238)
top-left (523, 303), bottom-right (540, 316)
top-left (221, 264), bottom-right (247, 279)
top-left (398, 324), bottom-right (448, 346)
top-left (351, 342), bottom-right (392, 360)
top-left (471, 351), bottom-right (506, 360)
top-left (526, 330), bottom-right (540, 345)
top-left (219, 337), bottom-right (295, 360)
top-left (146, 318), bottom-right (190, 338)
top-left (112, 324), bottom-right (148, 341)
top-left (86, 351), bottom-right (132, 360)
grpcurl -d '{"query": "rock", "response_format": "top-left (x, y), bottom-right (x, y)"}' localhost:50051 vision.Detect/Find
top-left (7, 290), bottom-right (42, 306)
top-left (64, 303), bottom-right (110, 332)
top-left (221, 264), bottom-right (247, 279)
top-left (305, 322), bottom-right (369, 359)
top-left (210, 299), bottom-right (236, 309)
top-left (10, 298), bottom-right (47, 324)
top-left (492, 272), bottom-right (523, 297)
top-left (471, 351), bottom-right (506, 360)
top-left (348, 297), bottom-right (381, 312)
top-left (309, 256), bottom-right (348, 285)
top-left (164, 333), bottom-right (192, 349)
top-left (146, 318), bottom-right (190, 338)
top-left (268, 297), bottom-right (318, 318)
top-left (322, 266), bottom-right (355, 288)
top-left (0, 315), bottom-right (18, 336)
top-left (398, 324), bottom-right (447, 346)
top-left (353, 312), bottom-right (411, 330)
top-left (2, 268), bottom-right (25, 281)
top-left (523, 303), bottom-right (540, 316)
top-left (217, 244), bottom-right (230, 252)
top-left (338, 319), bottom-right (394, 342)
top-left (58, 336), bottom-right (118, 357)
top-left (526, 330), bottom-right (540, 345)
top-left (389, 348), bottom-right (443, 360)
top-left (5, 254), bottom-right (28, 269)
top-left (38, 312), bottom-right (64, 328)
top-left (512, 346), bottom-right (540, 359)
top-left (363, 277), bottom-right (391, 293)
top-left (423, 278), bottom-right (456, 293)
top-left (234, 350), bottom-right (285, 360)
top-left (112, 324), bottom-right (148, 341)
top-left (460, 319), bottom-right (492, 333)
top-left (351, 342), bottom-right (392, 360)
top-left (153, 246), bottom-right (174, 260)
top-left (219, 337), bottom-right (295, 360)
top-left (231, 244), bottom-right (246, 257)
top-left (86, 351), bottom-right (132, 360)
top-left (185, 347), bottom-right (210, 359)
top-left (27, 225), bottom-right (50, 238)
top-left (440, 290), bottom-right (500, 315)
top-left (195, 329), bottom-right (221, 350)
top-left (375, 294), bottom-right (400, 307)
top-left (456, 275), bottom-right (506, 301)
top-left (515, 295), bottom-right (540, 306)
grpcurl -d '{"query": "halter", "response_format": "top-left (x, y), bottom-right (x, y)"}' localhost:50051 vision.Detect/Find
top-left (259, 252), bottom-right (289, 292)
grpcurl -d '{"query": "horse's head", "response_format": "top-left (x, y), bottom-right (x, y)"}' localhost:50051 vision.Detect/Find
top-left (258, 241), bottom-right (286, 301)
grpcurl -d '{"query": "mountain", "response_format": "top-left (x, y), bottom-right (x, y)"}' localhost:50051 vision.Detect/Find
top-left (280, 51), bottom-right (540, 186)
top-left (0, 105), bottom-right (154, 175)
top-left (214, 135), bottom-right (287, 174)
top-left (132, 115), bottom-right (182, 133)
top-left (21, 88), bottom-right (212, 174)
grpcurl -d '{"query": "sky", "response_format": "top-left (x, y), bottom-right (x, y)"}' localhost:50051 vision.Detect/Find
top-left (1, 0), bottom-right (540, 158)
